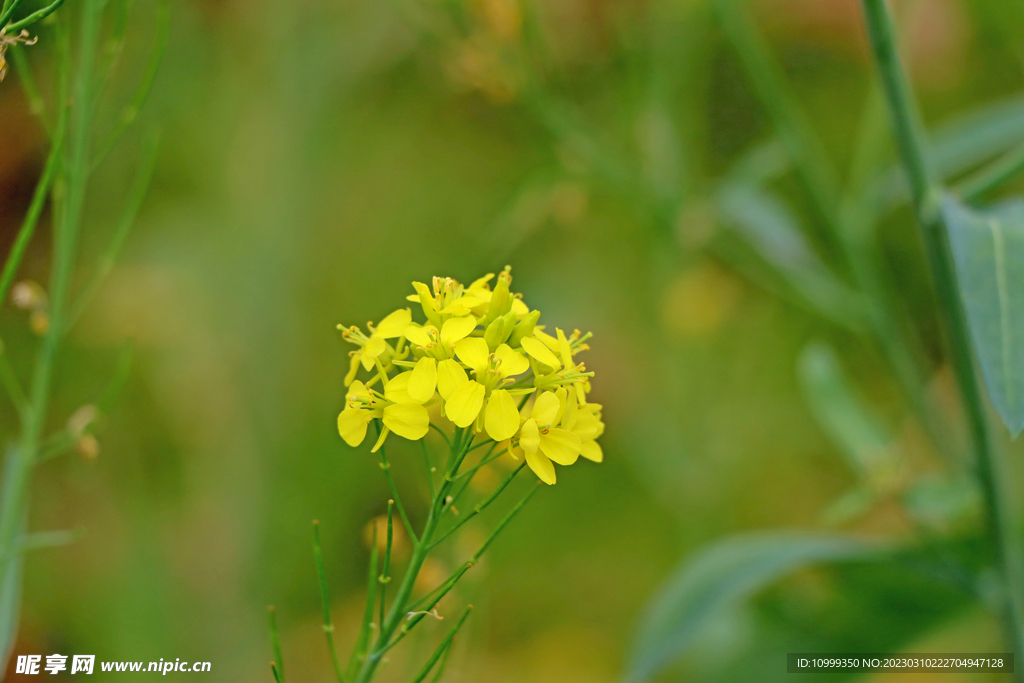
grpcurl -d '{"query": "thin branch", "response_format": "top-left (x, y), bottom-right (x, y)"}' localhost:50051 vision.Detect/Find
top-left (6, 0), bottom-right (65, 33)
top-left (267, 606), bottom-right (285, 683)
top-left (431, 463), bottom-right (526, 551)
top-left (312, 521), bottom-right (346, 683)
top-left (410, 606), bottom-right (473, 683)
top-left (378, 443), bottom-right (417, 544)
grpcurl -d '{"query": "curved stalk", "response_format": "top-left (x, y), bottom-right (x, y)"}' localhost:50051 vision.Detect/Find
top-left (860, 0), bottom-right (1024, 673)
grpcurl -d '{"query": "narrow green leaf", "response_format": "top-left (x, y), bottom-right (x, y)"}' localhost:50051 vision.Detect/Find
top-left (942, 195), bottom-right (1024, 436)
top-left (873, 95), bottom-right (1024, 210)
top-left (715, 184), bottom-right (864, 326)
top-left (624, 533), bottom-right (884, 683)
top-left (796, 341), bottom-right (897, 486)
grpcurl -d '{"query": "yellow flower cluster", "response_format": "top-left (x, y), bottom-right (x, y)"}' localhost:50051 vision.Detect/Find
top-left (337, 268), bottom-right (603, 484)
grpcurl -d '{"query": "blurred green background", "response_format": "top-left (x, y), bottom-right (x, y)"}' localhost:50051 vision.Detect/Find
top-left (4, 0), bottom-right (1024, 680)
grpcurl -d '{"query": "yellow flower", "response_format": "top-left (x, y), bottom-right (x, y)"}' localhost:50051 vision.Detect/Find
top-left (340, 308), bottom-right (412, 386)
top-left (336, 267), bottom-right (603, 485)
top-left (511, 391), bottom-right (582, 485)
top-left (337, 376), bottom-right (430, 452)
top-left (560, 392), bottom-right (604, 463)
top-left (403, 315), bottom-right (478, 402)
top-left (521, 327), bottom-right (593, 402)
top-left (444, 339), bottom-right (529, 441)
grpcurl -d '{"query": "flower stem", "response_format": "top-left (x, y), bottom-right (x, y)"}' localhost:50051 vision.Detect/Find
top-left (353, 435), bottom-right (474, 683)
top-left (860, 0), bottom-right (1024, 672)
top-left (267, 606), bottom-right (285, 683)
top-left (312, 521), bottom-right (346, 683)
top-left (377, 441), bottom-right (417, 544)
top-left (379, 500), bottom-right (393, 630)
top-left (0, 4), bottom-right (101, 664)
top-left (410, 605), bottom-right (472, 683)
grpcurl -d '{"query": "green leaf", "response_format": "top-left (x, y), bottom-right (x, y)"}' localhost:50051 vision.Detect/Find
top-left (624, 533), bottom-right (884, 683)
top-left (715, 184), bottom-right (863, 326)
top-left (796, 341), bottom-right (898, 487)
top-left (942, 194), bottom-right (1024, 436)
top-left (875, 95), bottom-right (1024, 210)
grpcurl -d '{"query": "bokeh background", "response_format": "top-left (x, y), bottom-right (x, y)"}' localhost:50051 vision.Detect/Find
top-left (3, 0), bottom-right (1024, 680)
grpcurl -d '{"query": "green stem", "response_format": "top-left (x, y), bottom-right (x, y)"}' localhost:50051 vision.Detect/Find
top-left (8, 46), bottom-right (47, 131)
top-left (430, 463), bottom-right (526, 550)
top-left (0, 3), bottom-right (101, 661)
top-left (312, 521), bottom-right (346, 683)
top-left (68, 129), bottom-right (160, 327)
top-left (345, 526), bottom-right (379, 680)
top-left (390, 482), bottom-right (539, 654)
top-left (427, 640), bottom-right (455, 683)
top-left (378, 444), bottom-right (417, 544)
top-left (0, 112), bottom-right (67, 309)
top-left (379, 500), bottom-right (393, 631)
top-left (6, 0), bottom-right (64, 33)
top-left (860, 0), bottom-right (1024, 673)
top-left (90, 0), bottom-right (168, 172)
top-left (353, 436), bottom-right (474, 683)
top-left (267, 606), bottom-right (285, 683)
top-left (0, 0), bottom-right (25, 29)
top-left (715, 0), bottom-right (950, 463)
top-left (410, 606), bottom-right (473, 683)
top-left (0, 349), bottom-right (26, 421)
top-left (711, 0), bottom-right (839, 233)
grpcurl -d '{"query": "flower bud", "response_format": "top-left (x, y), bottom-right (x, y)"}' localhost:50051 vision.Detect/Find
top-left (499, 309), bottom-right (518, 343)
top-left (507, 309), bottom-right (539, 347)
top-left (484, 270), bottom-right (512, 323)
top-left (483, 317), bottom-right (505, 351)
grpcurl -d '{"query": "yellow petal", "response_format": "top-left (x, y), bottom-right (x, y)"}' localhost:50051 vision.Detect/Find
top-left (444, 380), bottom-right (485, 427)
top-left (493, 344), bottom-right (529, 377)
top-left (439, 301), bottom-right (472, 316)
top-left (511, 297), bottom-right (529, 317)
top-left (469, 273), bottom-right (494, 290)
top-left (454, 337), bottom-right (490, 372)
top-left (371, 425), bottom-right (390, 452)
top-left (519, 418), bottom-right (539, 454)
top-left (580, 440), bottom-right (603, 463)
top-left (440, 316), bottom-right (478, 347)
top-left (338, 408), bottom-right (369, 447)
top-left (376, 309), bottom-right (412, 338)
top-left (484, 389), bottom-right (519, 441)
top-left (408, 357), bottom-right (437, 403)
top-left (533, 328), bottom-right (559, 351)
top-left (532, 391), bottom-right (560, 426)
top-left (539, 427), bottom-right (581, 466)
top-left (525, 450), bottom-right (556, 485)
top-left (556, 328), bottom-right (574, 368)
top-left (404, 324), bottom-right (436, 347)
top-left (521, 336), bottom-right (560, 369)
top-left (365, 335), bottom-right (387, 359)
top-left (344, 354), bottom-right (361, 386)
top-left (572, 410), bottom-right (602, 440)
top-left (383, 403), bottom-right (429, 441)
top-left (457, 294), bottom-right (487, 310)
top-left (385, 371), bottom-right (415, 403)
top-left (560, 389), bottom-right (577, 429)
top-left (437, 359), bottom-right (468, 400)
top-left (347, 380), bottom-right (371, 402)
